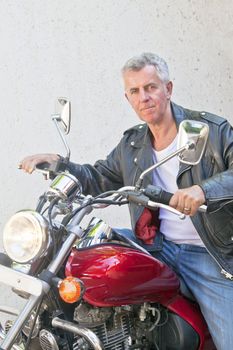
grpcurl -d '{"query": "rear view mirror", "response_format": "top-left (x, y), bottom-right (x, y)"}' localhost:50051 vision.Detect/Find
top-left (177, 120), bottom-right (209, 165)
top-left (52, 97), bottom-right (71, 160)
top-left (135, 119), bottom-right (209, 189)
top-left (54, 97), bottom-right (71, 135)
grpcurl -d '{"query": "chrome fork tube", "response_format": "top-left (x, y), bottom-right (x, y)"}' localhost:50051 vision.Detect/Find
top-left (48, 205), bottom-right (92, 274)
top-left (0, 205), bottom-right (93, 349)
top-left (0, 295), bottom-right (42, 349)
top-left (0, 323), bottom-right (23, 350)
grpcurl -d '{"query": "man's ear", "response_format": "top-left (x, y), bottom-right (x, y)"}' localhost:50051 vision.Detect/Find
top-left (166, 81), bottom-right (173, 99)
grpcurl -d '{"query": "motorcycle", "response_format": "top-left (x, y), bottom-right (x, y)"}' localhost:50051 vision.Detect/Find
top-left (0, 98), bottom-right (215, 349)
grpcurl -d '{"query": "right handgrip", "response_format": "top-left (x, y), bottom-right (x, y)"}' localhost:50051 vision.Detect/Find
top-left (144, 185), bottom-right (173, 205)
top-left (144, 185), bottom-right (207, 213)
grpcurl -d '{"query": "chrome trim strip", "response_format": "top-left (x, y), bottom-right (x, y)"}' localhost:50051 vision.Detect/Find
top-left (0, 265), bottom-right (43, 296)
top-left (52, 317), bottom-right (103, 350)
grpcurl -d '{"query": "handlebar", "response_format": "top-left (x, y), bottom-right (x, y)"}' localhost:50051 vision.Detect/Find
top-left (104, 185), bottom-right (207, 216)
top-left (41, 170), bottom-right (207, 220)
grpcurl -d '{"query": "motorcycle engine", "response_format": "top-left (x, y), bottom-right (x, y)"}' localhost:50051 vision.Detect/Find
top-left (73, 302), bottom-right (133, 350)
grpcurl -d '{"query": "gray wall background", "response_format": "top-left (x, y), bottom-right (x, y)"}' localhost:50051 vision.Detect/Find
top-left (0, 0), bottom-right (232, 320)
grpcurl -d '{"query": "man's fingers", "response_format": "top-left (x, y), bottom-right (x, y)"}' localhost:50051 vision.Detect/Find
top-left (169, 185), bottom-right (205, 216)
top-left (18, 154), bottom-right (59, 174)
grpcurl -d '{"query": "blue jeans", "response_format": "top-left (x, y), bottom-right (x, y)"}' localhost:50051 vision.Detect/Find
top-left (115, 229), bottom-right (233, 350)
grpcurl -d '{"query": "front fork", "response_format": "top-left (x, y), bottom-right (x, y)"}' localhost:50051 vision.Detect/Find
top-left (0, 287), bottom-right (48, 350)
top-left (0, 205), bottom-right (92, 350)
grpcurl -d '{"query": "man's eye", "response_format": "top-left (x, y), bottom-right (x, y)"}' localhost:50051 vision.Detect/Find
top-left (148, 84), bottom-right (157, 90)
top-left (130, 89), bottom-right (137, 94)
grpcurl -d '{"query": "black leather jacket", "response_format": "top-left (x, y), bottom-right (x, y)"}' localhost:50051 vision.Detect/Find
top-left (67, 102), bottom-right (233, 277)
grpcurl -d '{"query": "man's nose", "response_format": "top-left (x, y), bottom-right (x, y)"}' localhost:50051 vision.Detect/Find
top-left (139, 89), bottom-right (149, 102)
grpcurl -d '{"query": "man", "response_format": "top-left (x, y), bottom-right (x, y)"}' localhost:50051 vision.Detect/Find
top-left (20, 53), bottom-right (233, 349)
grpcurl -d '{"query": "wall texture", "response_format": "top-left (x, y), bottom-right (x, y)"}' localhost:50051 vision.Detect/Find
top-left (0, 0), bottom-right (232, 320)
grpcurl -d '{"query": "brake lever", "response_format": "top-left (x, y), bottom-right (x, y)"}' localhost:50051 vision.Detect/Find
top-left (198, 205), bottom-right (207, 213)
top-left (147, 201), bottom-right (186, 219)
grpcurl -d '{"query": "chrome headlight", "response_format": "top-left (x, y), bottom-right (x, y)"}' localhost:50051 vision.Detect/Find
top-left (3, 211), bottom-right (49, 264)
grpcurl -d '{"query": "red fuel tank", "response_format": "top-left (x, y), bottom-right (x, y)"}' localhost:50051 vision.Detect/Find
top-left (65, 244), bottom-right (180, 307)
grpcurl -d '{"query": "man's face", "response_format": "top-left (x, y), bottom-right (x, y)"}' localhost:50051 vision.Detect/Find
top-left (123, 65), bottom-right (173, 125)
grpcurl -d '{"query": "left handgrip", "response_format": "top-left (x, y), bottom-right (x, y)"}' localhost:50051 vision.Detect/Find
top-left (35, 161), bottom-right (52, 172)
top-left (35, 158), bottom-right (68, 179)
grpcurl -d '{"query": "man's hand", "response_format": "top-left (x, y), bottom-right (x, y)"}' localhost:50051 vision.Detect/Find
top-left (18, 154), bottom-right (59, 174)
top-left (169, 185), bottom-right (205, 216)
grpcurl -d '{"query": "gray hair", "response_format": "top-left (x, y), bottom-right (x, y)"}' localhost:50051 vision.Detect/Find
top-left (121, 52), bottom-right (170, 83)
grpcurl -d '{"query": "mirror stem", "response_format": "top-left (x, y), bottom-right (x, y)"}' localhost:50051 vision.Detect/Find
top-left (52, 115), bottom-right (71, 160)
top-left (135, 143), bottom-right (191, 190)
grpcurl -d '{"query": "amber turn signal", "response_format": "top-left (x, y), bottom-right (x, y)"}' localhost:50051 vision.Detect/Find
top-left (58, 276), bottom-right (84, 304)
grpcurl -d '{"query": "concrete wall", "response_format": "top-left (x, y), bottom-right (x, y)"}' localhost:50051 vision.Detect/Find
top-left (0, 0), bottom-right (232, 319)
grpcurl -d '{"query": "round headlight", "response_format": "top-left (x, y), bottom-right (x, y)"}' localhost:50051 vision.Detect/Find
top-left (3, 211), bottom-right (49, 264)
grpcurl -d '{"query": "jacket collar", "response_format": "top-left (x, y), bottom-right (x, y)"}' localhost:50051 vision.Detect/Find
top-left (171, 101), bottom-right (186, 126)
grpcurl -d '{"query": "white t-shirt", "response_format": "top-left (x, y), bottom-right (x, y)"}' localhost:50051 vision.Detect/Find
top-left (152, 136), bottom-right (204, 246)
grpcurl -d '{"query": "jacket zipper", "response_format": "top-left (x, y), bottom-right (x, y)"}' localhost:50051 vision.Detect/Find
top-left (200, 237), bottom-right (233, 280)
top-left (202, 219), bottom-right (233, 280)
top-left (204, 197), bottom-right (233, 279)
top-left (221, 269), bottom-right (233, 280)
